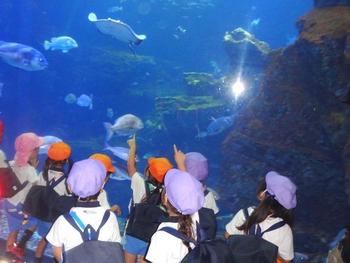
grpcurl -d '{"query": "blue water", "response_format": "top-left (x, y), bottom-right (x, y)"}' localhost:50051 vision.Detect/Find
top-left (0, 0), bottom-right (315, 258)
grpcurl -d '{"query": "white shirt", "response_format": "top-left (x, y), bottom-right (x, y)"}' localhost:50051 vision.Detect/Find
top-left (226, 210), bottom-right (294, 261)
top-left (146, 213), bottom-right (199, 263)
top-left (46, 205), bottom-right (121, 251)
top-left (203, 190), bottom-right (219, 214)
top-left (37, 170), bottom-right (69, 196)
top-left (130, 172), bottom-right (146, 204)
top-left (98, 190), bottom-right (111, 209)
top-left (0, 149), bottom-right (8, 168)
top-left (225, 207), bottom-right (255, 235)
top-left (7, 161), bottom-right (39, 206)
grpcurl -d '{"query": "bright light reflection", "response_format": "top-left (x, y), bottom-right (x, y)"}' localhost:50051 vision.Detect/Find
top-left (231, 78), bottom-right (245, 99)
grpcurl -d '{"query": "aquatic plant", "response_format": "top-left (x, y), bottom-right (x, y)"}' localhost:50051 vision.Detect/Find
top-left (183, 72), bottom-right (225, 96)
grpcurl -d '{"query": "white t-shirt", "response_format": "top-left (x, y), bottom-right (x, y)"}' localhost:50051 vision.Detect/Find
top-left (146, 213), bottom-right (199, 263)
top-left (37, 170), bottom-right (69, 196)
top-left (226, 209), bottom-right (294, 261)
top-left (7, 161), bottom-right (39, 206)
top-left (204, 190), bottom-right (219, 214)
top-left (0, 149), bottom-right (8, 168)
top-left (98, 190), bottom-right (111, 209)
top-left (225, 207), bottom-right (255, 235)
top-left (130, 172), bottom-right (146, 204)
top-left (46, 205), bottom-right (121, 251)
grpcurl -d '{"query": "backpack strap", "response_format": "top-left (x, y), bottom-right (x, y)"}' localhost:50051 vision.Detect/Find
top-left (242, 208), bottom-right (250, 221)
top-left (6, 161), bottom-right (29, 190)
top-left (159, 227), bottom-right (197, 245)
top-left (64, 210), bottom-right (111, 241)
top-left (48, 174), bottom-right (66, 189)
top-left (253, 220), bottom-right (286, 238)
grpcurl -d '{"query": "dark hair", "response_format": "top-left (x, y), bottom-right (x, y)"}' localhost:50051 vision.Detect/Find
top-left (341, 226), bottom-right (350, 263)
top-left (256, 179), bottom-right (267, 196)
top-left (42, 157), bottom-right (73, 182)
top-left (78, 192), bottom-right (100, 202)
top-left (237, 194), bottom-right (294, 234)
top-left (163, 191), bottom-right (195, 250)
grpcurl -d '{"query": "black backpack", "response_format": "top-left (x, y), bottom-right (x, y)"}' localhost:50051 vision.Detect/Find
top-left (23, 176), bottom-right (77, 222)
top-left (198, 207), bottom-right (217, 240)
top-left (227, 218), bottom-right (285, 263)
top-left (63, 210), bottom-right (125, 263)
top-left (0, 164), bottom-right (28, 199)
top-left (125, 183), bottom-right (167, 242)
top-left (160, 226), bottom-right (234, 263)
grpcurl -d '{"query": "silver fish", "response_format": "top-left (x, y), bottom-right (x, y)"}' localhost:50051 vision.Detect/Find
top-left (104, 143), bottom-right (139, 162)
top-left (104, 114), bottom-right (144, 140)
top-left (39, 135), bottom-right (63, 154)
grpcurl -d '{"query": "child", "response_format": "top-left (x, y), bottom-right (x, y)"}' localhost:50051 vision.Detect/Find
top-left (89, 153), bottom-right (122, 215)
top-left (46, 159), bottom-right (121, 262)
top-left (124, 135), bottom-right (173, 263)
top-left (4, 132), bottom-right (44, 259)
top-left (227, 171), bottom-right (296, 263)
top-left (224, 179), bottom-right (266, 238)
top-left (33, 142), bottom-right (72, 263)
top-left (145, 169), bottom-right (204, 263)
top-left (174, 148), bottom-right (219, 214)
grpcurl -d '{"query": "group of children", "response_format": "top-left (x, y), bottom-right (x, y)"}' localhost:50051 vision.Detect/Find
top-left (0, 123), bottom-right (347, 263)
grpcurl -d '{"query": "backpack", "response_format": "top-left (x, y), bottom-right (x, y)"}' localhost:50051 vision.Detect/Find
top-left (23, 176), bottom-right (77, 222)
top-left (125, 183), bottom-right (167, 242)
top-left (197, 207), bottom-right (217, 240)
top-left (63, 210), bottom-right (124, 263)
top-left (0, 164), bottom-right (28, 198)
top-left (227, 220), bottom-right (285, 263)
top-left (160, 226), bottom-right (234, 263)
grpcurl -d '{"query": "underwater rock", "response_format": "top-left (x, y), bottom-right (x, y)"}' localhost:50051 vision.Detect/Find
top-left (221, 3), bottom-right (350, 254)
top-left (314, 0), bottom-right (350, 8)
top-left (224, 27), bottom-right (271, 69)
top-left (183, 72), bottom-right (225, 96)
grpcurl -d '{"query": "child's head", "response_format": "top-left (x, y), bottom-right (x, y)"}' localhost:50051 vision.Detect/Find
top-left (44, 142), bottom-right (72, 180)
top-left (256, 179), bottom-right (267, 201)
top-left (146, 157), bottom-right (173, 184)
top-left (89, 153), bottom-right (116, 181)
top-left (67, 159), bottom-right (106, 200)
top-left (184, 152), bottom-right (208, 182)
top-left (163, 169), bottom-right (204, 215)
top-left (14, 132), bottom-right (44, 166)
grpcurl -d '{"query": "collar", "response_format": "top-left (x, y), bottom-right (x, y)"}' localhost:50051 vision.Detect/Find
top-left (75, 201), bottom-right (100, 208)
top-left (160, 215), bottom-right (179, 223)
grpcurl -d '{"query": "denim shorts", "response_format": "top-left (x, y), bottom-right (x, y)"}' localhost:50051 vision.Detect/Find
top-left (4, 200), bottom-right (37, 233)
top-left (123, 234), bottom-right (148, 256)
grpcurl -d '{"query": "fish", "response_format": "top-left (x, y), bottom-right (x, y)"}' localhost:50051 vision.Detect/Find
top-left (206, 115), bottom-right (234, 136)
top-left (64, 93), bottom-right (77, 104)
top-left (44, 36), bottom-right (78, 53)
top-left (0, 41), bottom-right (48, 71)
top-left (39, 135), bottom-right (63, 154)
top-left (106, 108), bottom-right (114, 119)
top-left (176, 26), bottom-right (187, 34)
top-left (110, 167), bottom-right (130, 181)
top-left (76, 94), bottom-right (93, 110)
top-left (104, 143), bottom-right (139, 162)
top-left (104, 114), bottom-right (144, 140)
top-left (108, 6), bottom-right (124, 13)
top-left (250, 18), bottom-right (261, 27)
top-left (88, 13), bottom-right (146, 51)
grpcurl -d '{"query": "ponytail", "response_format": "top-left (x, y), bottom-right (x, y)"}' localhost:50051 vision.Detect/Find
top-left (178, 214), bottom-right (195, 250)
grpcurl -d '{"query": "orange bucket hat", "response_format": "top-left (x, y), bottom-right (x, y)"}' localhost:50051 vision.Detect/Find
top-left (89, 153), bottom-right (116, 173)
top-left (148, 157), bottom-right (173, 183)
top-left (48, 142), bottom-right (71, 161)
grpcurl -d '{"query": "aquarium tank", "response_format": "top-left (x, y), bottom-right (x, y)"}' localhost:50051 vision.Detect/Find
top-left (1, 0), bottom-right (350, 262)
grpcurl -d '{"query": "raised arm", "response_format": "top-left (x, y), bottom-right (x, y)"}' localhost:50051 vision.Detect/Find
top-left (127, 134), bottom-right (137, 176)
top-left (173, 144), bottom-right (186, 171)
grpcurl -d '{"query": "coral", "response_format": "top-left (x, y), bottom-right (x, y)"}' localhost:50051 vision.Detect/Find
top-left (298, 6), bottom-right (350, 44)
top-left (155, 95), bottom-right (224, 115)
top-left (224, 28), bottom-right (271, 70)
top-left (183, 72), bottom-right (225, 96)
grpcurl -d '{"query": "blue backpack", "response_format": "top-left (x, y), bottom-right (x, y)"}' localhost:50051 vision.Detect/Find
top-left (63, 210), bottom-right (124, 263)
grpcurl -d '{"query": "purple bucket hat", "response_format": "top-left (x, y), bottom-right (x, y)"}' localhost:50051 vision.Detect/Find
top-left (67, 159), bottom-right (107, 198)
top-left (185, 152), bottom-right (208, 181)
top-left (165, 169), bottom-right (204, 215)
top-left (266, 171), bottom-right (297, 209)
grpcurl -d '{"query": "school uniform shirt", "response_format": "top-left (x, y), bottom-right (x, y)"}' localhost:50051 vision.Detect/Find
top-left (37, 170), bottom-right (69, 196)
top-left (46, 204), bottom-right (121, 251)
top-left (227, 212), bottom-right (294, 261)
top-left (146, 213), bottom-right (199, 263)
top-left (6, 160), bottom-right (39, 206)
top-left (203, 190), bottom-right (219, 214)
top-left (225, 206), bottom-right (255, 235)
top-left (98, 190), bottom-right (111, 209)
top-left (0, 149), bottom-right (8, 168)
top-left (130, 172), bottom-right (146, 204)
